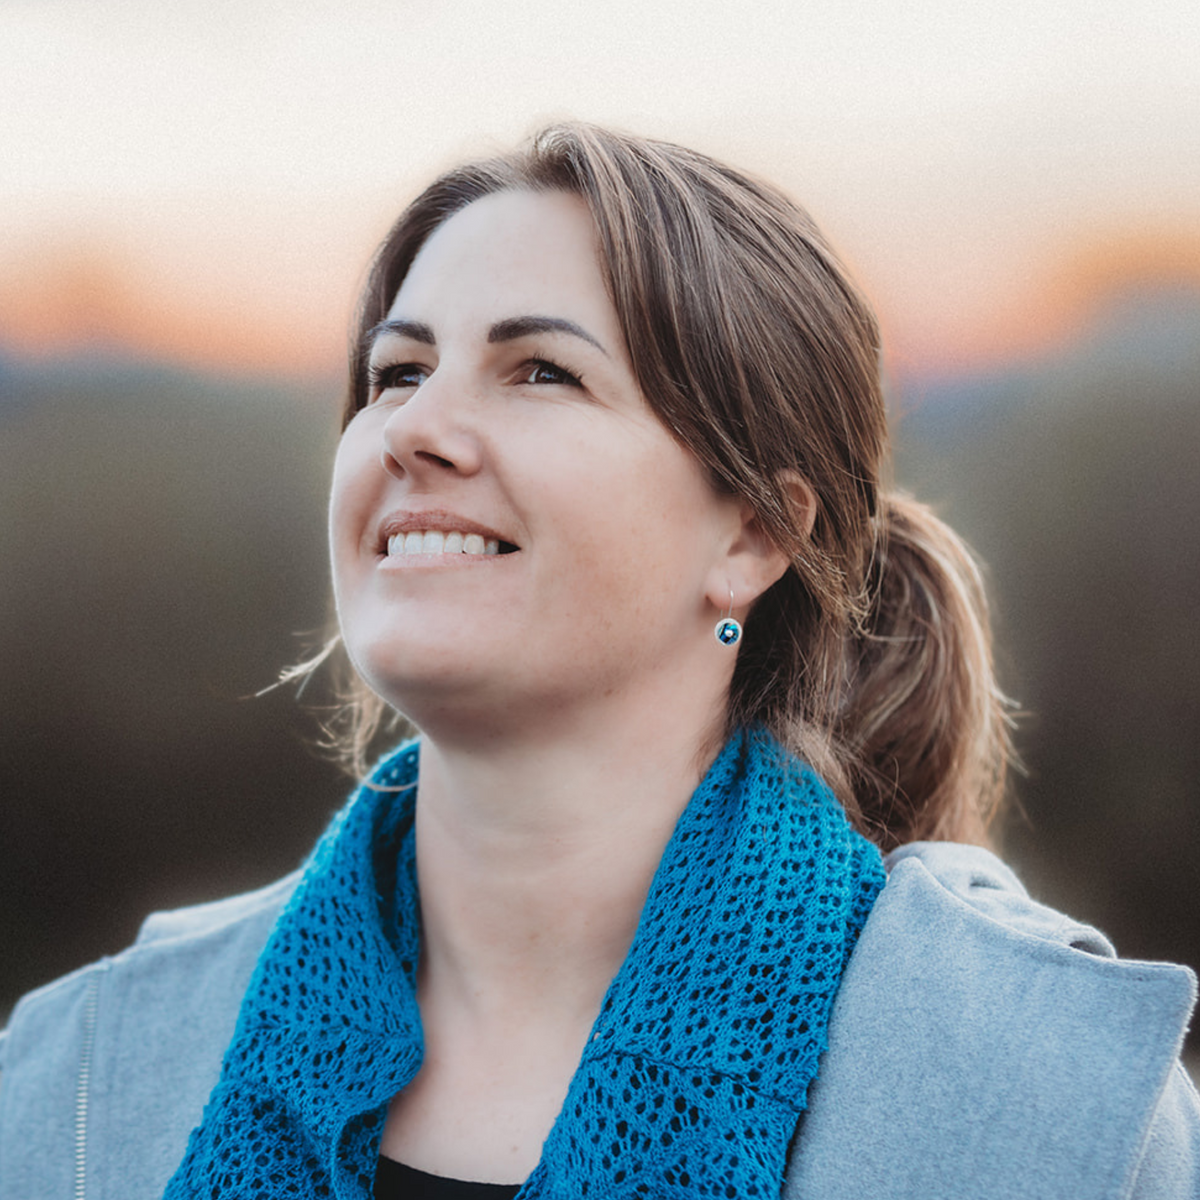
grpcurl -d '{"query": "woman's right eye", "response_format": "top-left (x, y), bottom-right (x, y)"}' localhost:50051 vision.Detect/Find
top-left (367, 362), bottom-right (429, 397)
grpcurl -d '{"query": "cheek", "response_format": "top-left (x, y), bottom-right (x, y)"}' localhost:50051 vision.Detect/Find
top-left (327, 460), bottom-right (354, 574)
top-left (547, 436), bottom-right (722, 604)
top-left (328, 434), bottom-right (377, 587)
top-left (626, 441), bottom-right (726, 549)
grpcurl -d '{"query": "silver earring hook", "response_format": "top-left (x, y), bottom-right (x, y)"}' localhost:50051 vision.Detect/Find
top-left (714, 585), bottom-right (742, 647)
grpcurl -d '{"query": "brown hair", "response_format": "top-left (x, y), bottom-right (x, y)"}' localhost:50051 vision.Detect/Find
top-left (318, 122), bottom-right (1013, 851)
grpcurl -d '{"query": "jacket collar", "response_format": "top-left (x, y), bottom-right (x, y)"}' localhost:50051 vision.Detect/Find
top-left (783, 844), bottom-right (1197, 1199)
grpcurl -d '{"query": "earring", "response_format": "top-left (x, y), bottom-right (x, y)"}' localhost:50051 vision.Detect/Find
top-left (714, 586), bottom-right (742, 647)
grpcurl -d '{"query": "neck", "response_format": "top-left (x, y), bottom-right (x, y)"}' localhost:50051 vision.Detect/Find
top-left (412, 701), bottom-right (726, 1028)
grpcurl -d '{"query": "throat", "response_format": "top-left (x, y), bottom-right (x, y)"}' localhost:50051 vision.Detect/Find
top-left (409, 731), bottom-right (706, 1017)
top-left (380, 995), bottom-right (591, 1187)
top-left (413, 818), bottom-right (655, 1024)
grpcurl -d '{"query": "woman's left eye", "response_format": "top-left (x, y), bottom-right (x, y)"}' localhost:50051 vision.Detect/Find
top-left (520, 359), bottom-right (583, 388)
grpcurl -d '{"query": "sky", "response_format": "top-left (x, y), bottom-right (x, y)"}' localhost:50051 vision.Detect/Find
top-left (2, 0), bottom-right (1198, 378)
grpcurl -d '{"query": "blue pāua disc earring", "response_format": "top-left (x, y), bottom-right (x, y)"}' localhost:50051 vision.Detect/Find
top-left (714, 587), bottom-right (742, 647)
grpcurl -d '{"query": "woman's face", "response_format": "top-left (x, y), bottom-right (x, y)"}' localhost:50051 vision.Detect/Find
top-left (329, 189), bottom-right (746, 732)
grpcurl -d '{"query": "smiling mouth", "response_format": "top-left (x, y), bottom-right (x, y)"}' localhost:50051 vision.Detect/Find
top-left (385, 530), bottom-right (519, 557)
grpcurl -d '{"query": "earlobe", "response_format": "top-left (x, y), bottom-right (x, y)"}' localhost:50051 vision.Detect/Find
top-left (706, 513), bottom-right (789, 617)
top-left (706, 472), bottom-right (816, 617)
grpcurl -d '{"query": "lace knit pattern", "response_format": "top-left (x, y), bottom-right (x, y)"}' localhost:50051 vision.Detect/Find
top-left (164, 730), bottom-right (885, 1199)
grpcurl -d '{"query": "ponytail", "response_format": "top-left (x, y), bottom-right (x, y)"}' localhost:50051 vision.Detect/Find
top-left (832, 494), bottom-right (1014, 849)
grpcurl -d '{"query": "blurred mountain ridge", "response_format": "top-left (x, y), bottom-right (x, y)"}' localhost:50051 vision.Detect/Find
top-left (2, 282), bottom-right (1197, 1059)
top-left (893, 280), bottom-right (1200, 437)
top-left (889, 280), bottom-right (1199, 1019)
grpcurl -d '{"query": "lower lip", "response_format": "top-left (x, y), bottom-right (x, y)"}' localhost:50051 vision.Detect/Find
top-left (376, 551), bottom-right (517, 571)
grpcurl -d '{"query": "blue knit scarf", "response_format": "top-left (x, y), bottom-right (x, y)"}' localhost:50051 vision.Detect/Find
top-left (165, 728), bottom-right (885, 1198)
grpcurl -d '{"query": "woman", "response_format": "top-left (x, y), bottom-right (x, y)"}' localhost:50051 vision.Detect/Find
top-left (1, 124), bottom-right (1196, 1200)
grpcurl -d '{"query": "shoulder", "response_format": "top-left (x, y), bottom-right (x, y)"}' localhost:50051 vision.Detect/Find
top-left (849, 839), bottom-right (1195, 1086)
top-left (3, 868), bottom-right (298, 1050)
top-left (783, 841), bottom-right (1200, 1199)
top-left (132, 869), bottom-right (300, 946)
top-left (0, 872), bottom-right (298, 1200)
top-left (881, 840), bottom-right (1120, 955)
top-left (2, 869), bottom-right (299, 1063)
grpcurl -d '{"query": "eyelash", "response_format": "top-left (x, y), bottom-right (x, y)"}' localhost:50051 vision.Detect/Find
top-left (518, 357), bottom-right (584, 388)
top-left (365, 357), bottom-right (584, 399)
top-left (367, 362), bottom-right (427, 393)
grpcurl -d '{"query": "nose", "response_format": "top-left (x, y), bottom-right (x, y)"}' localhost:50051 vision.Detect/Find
top-left (379, 371), bottom-right (484, 483)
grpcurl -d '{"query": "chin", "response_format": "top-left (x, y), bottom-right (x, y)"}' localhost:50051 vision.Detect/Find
top-left (350, 642), bottom-right (500, 714)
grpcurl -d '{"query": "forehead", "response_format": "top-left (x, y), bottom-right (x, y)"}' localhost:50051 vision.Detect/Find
top-left (388, 189), bottom-right (613, 327)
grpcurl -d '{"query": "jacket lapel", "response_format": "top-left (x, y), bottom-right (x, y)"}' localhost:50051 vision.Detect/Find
top-left (783, 849), bottom-right (1196, 1199)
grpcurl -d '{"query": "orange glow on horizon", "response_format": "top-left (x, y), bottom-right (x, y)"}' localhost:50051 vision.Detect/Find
top-left (891, 229), bottom-right (1200, 377)
top-left (4, 228), bottom-right (1199, 382)
top-left (0, 242), bottom-right (347, 381)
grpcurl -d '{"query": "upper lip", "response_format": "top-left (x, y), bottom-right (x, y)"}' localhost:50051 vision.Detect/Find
top-left (376, 509), bottom-right (518, 553)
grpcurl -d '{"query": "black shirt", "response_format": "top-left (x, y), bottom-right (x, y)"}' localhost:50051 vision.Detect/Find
top-left (373, 1156), bottom-right (523, 1200)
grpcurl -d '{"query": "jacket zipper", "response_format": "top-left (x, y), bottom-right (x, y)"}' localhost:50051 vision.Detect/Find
top-left (73, 972), bottom-right (100, 1200)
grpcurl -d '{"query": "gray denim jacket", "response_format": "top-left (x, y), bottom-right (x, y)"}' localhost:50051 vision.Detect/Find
top-left (2, 843), bottom-right (1197, 1199)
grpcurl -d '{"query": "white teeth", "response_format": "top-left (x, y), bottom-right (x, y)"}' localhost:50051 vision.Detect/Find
top-left (385, 530), bottom-right (507, 557)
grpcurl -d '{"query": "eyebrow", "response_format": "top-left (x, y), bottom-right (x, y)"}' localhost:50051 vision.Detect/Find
top-left (367, 314), bottom-right (608, 357)
top-left (488, 315), bottom-right (608, 356)
top-left (367, 318), bottom-right (435, 346)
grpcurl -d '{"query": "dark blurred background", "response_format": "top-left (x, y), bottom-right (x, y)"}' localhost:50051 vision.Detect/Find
top-left (3, 275), bottom-right (1198, 1074)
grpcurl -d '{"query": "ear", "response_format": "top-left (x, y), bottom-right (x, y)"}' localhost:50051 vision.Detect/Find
top-left (779, 469), bottom-right (818, 538)
top-left (705, 472), bottom-right (817, 615)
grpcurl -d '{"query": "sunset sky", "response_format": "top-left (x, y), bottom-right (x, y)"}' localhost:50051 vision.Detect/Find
top-left (2, 0), bottom-right (1197, 378)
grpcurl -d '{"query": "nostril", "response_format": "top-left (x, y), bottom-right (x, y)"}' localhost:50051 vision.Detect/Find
top-left (415, 450), bottom-right (456, 469)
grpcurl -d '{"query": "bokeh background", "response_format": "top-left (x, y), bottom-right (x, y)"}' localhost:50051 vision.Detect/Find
top-left (2, 0), bottom-right (1198, 1071)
